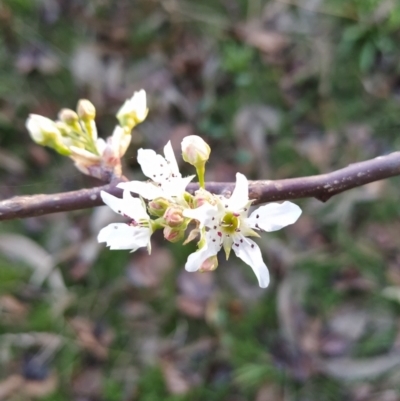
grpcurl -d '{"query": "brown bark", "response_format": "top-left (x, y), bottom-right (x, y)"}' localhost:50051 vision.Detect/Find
top-left (1, 152), bottom-right (400, 221)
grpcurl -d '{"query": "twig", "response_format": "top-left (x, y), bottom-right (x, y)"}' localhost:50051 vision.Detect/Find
top-left (1, 151), bottom-right (400, 222)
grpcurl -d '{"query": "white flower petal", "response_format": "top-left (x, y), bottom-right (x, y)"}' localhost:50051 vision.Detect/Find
top-left (98, 223), bottom-right (150, 251)
top-left (100, 191), bottom-right (125, 216)
top-left (122, 190), bottom-right (149, 220)
top-left (232, 236), bottom-right (270, 288)
top-left (118, 181), bottom-right (165, 200)
top-left (163, 141), bottom-right (180, 177)
top-left (69, 146), bottom-right (100, 162)
top-left (183, 202), bottom-right (218, 228)
top-left (116, 90), bottom-right (147, 124)
top-left (117, 100), bottom-right (130, 119)
top-left (137, 148), bottom-right (167, 182)
top-left (248, 201), bottom-right (302, 232)
top-left (110, 125), bottom-right (131, 157)
top-left (134, 90), bottom-right (147, 121)
top-left (162, 175), bottom-right (195, 198)
top-left (26, 114), bottom-right (61, 142)
top-left (100, 190), bottom-right (147, 222)
top-left (95, 138), bottom-right (107, 156)
top-left (185, 232), bottom-right (221, 272)
top-left (226, 173), bottom-right (249, 211)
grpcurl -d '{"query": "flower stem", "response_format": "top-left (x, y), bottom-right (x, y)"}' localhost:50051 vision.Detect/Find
top-left (196, 164), bottom-right (206, 189)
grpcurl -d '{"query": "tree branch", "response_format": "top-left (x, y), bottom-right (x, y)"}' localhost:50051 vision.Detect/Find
top-left (1, 151), bottom-right (400, 221)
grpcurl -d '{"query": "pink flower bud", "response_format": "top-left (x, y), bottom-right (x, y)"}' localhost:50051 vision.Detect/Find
top-left (181, 135), bottom-right (210, 168)
top-left (148, 198), bottom-right (170, 217)
top-left (163, 226), bottom-right (184, 243)
top-left (194, 189), bottom-right (214, 207)
top-left (163, 206), bottom-right (185, 227)
top-left (58, 108), bottom-right (79, 124)
top-left (199, 256), bottom-right (218, 272)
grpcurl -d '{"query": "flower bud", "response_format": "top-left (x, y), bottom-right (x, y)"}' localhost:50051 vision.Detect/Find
top-left (58, 108), bottom-right (79, 125)
top-left (77, 99), bottom-right (96, 121)
top-left (117, 89), bottom-right (148, 130)
top-left (194, 189), bottom-right (215, 208)
top-left (55, 121), bottom-right (72, 136)
top-left (199, 256), bottom-right (218, 272)
top-left (163, 226), bottom-right (185, 243)
top-left (58, 109), bottom-right (83, 137)
top-left (26, 114), bottom-right (71, 155)
top-left (26, 114), bottom-right (57, 144)
top-left (164, 206), bottom-right (185, 227)
top-left (148, 198), bottom-right (170, 217)
top-left (77, 99), bottom-right (97, 141)
top-left (181, 135), bottom-right (210, 168)
top-left (105, 125), bottom-right (131, 160)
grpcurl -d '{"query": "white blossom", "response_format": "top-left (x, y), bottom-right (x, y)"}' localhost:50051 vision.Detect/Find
top-left (98, 189), bottom-right (152, 253)
top-left (69, 125), bottom-right (131, 176)
top-left (117, 89), bottom-right (148, 129)
top-left (183, 173), bottom-right (302, 288)
top-left (118, 141), bottom-right (195, 200)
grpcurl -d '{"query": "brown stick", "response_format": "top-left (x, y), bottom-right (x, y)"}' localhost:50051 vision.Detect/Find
top-left (1, 151), bottom-right (400, 221)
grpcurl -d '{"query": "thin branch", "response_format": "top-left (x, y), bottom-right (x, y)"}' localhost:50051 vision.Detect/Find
top-left (1, 151), bottom-right (400, 222)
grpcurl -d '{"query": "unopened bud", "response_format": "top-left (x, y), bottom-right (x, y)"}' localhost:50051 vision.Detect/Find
top-left (194, 189), bottom-right (215, 208)
top-left (163, 226), bottom-right (184, 243)
top-left (55, 121), bottom-right (72, 136)
top-left (58, 109), bottom-right (83, 136)
top-left (181, 135), bottom-right (210, 168)
top-left (117, 89), bottom-right (148, 130)
top-left (199, 256), bottom-right (218, 272)
top-left (26, 115), bottom-right (57, 144)
top-left (164, 206), bottom-right (185, 227)
top-left (26, 114), bottom-right (71, 155)
top-left (77, 99), bottom-right (96, 121)
top-left (58, 108), bottom-right (79, 125)
top-left (148, 198), bottom-right (170, 217)
top-left (77, 99), bottom-right (97, 141)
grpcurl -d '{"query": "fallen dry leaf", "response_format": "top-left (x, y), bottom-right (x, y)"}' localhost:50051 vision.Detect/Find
top-left (160, 358), bottom-right (192, 395)
top-left (0, 295), bottom-right (28, 324)
top-left (233, 104), bottom-right (281, 178)
top-left (69, 317), bottom-right (114, 360)
top-left (127, 245), bottom-right (173, 288)
top-left (318, 353), bottom-right (400, 380)
top-left (22, 373), bottom-right (58, 398)
top-left (0, 147), bottom-right (26, 174)
top-left (295, 131), bottom-right (338, 172)
top-left (176, 270), bottom-right (216, 319)
top-left (72, 367), bottom-right (103, 399)
top-left (0, 375), bottom-right (23, 400)
top-left (160, 338), bottom-right (215, 395)
top-left (235, 22), bottom-right (289, 55)
top-left (0, 373), bottom-right (58, 400)
top-left (256, 382), bottom-right (284, 401)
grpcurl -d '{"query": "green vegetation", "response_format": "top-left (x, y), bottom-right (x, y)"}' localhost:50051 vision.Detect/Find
top-left (1, 0), bottom-right (400, 399)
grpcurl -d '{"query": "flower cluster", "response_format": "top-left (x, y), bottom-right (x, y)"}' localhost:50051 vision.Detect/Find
top-left (98, 135), bottom-right (302, 288)
top-left (26, 90), bottom-right (148, 180)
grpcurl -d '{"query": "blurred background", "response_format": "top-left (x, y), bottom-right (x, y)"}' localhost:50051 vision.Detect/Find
top-left (2, 0), bottom-right (400, 400)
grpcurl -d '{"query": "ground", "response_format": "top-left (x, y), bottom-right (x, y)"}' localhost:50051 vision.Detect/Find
top-left (1, 1), bottom-right (400, 400)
